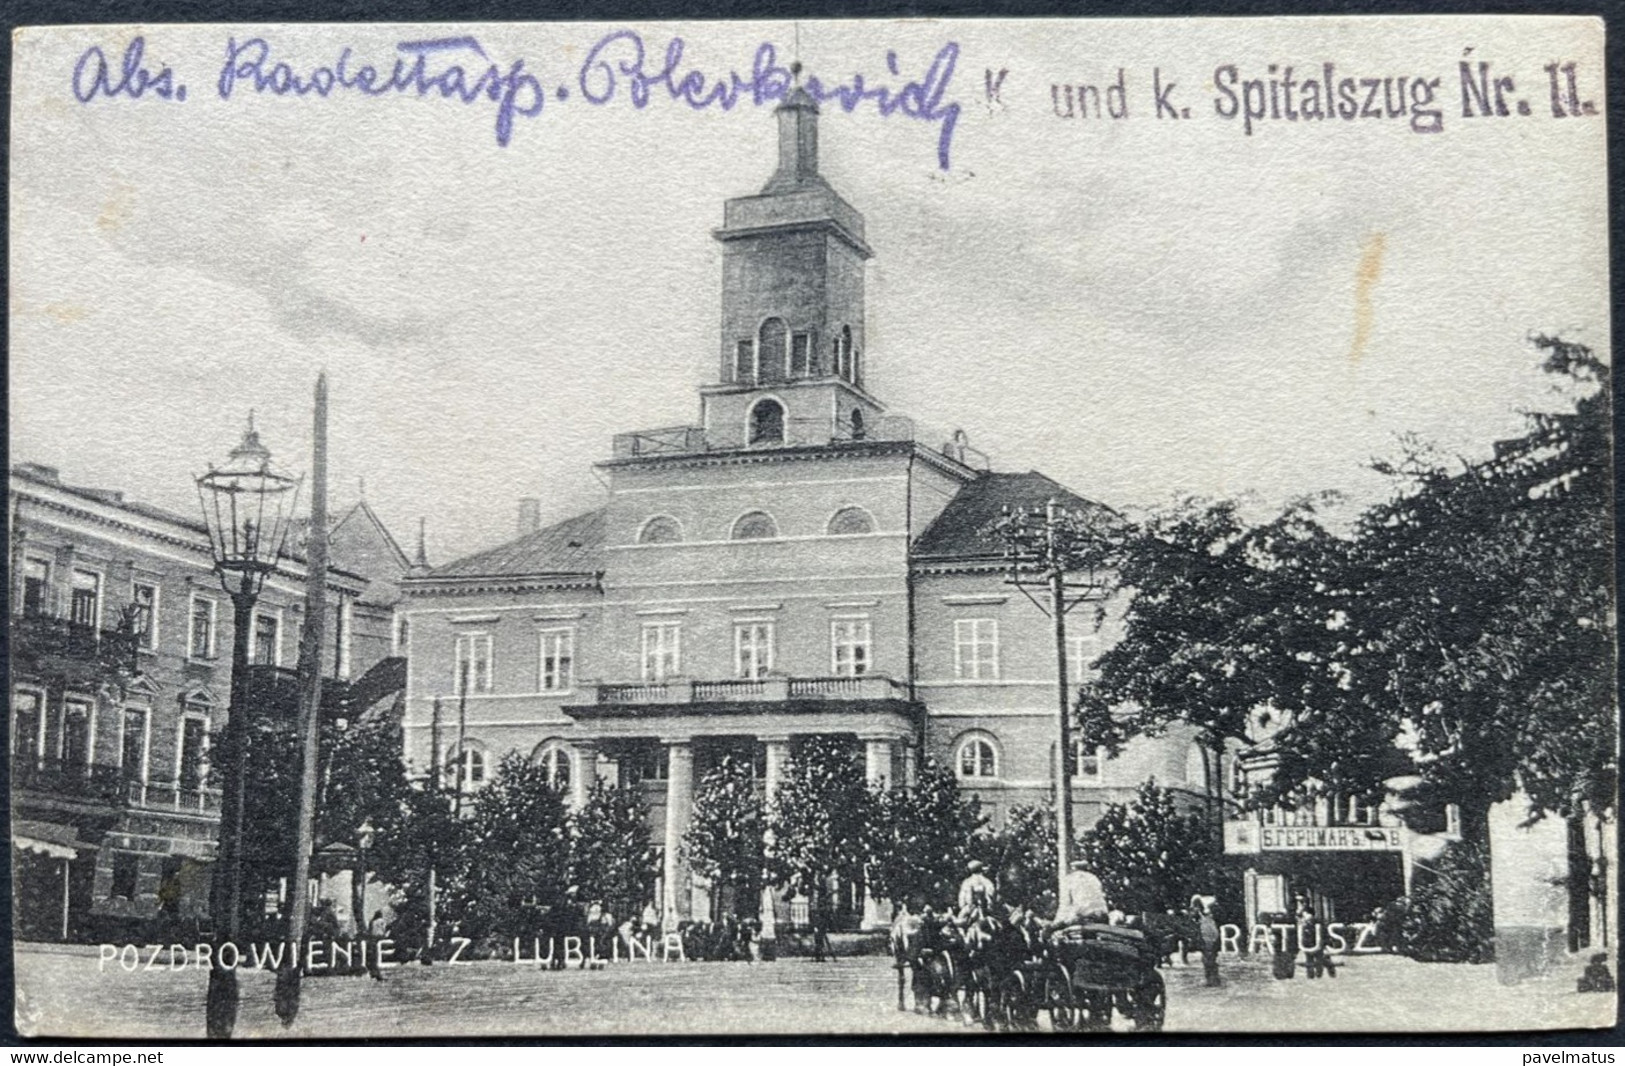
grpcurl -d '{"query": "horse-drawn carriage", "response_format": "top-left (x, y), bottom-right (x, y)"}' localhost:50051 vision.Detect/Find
top-left (896, 913), bottom-right (1165, 1033)
top-left (1040, 924), bottom-right (1165, 1032)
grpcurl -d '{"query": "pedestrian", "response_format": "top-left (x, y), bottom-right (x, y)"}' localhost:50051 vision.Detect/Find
top-left (1198, 897), bottom-right (1222, 987)
top-left (366, 910), bottom-right (388, 981)
top-left (1268, 909), bottom-right (1297, 980)
top-left (810, 894), bottom-right (834, 963)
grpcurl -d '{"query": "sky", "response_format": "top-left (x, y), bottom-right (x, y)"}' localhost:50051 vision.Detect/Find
top-left (10, 18), bottom-right (1609, 564)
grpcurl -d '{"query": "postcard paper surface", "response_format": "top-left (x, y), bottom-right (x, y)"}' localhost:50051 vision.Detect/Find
top-left (9, 18), bottom-right (1615, 1038)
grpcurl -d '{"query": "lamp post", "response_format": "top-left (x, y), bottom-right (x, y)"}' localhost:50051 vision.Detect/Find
top-left (196, 416), bottom-right (301, 1039)
top-left (355, 818), bottom-right (375, 938)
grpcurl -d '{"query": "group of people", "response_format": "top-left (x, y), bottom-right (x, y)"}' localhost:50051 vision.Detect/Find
top-left (895, 860), bottom-right (1225, 987)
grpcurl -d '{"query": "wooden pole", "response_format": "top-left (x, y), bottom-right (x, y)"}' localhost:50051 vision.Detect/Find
top-left (1049, 499), bottom-right (1075, 902)
top-left (276, 372), bottom-right (328, 1025)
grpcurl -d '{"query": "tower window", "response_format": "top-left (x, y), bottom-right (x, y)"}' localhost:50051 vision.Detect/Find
top-left (758, 318), bottom-right (788, 383)
top-left (735, 340), bottom-right (755, 384)
top-left (850, 409), bottom-right (866, 440)
top-left (748, 399), bottom-right (785, 445)
top-left (836, 325), bottom-right (854, 382)
top-left (790, 331), bottom-right (812, 377)
top-left (732, 511), bottom-right (778, 540)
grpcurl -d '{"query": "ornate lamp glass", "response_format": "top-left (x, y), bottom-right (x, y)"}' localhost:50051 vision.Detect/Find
top-left (195, 417), bottom-right (302, 590)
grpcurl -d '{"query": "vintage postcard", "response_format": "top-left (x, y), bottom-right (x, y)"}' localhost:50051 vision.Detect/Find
top-left (8, 17), bottom-right (1615, 1039)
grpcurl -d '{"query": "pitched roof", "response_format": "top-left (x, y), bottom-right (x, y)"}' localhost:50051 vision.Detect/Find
top-left (912, 471), bottom-right (1113, 560)
top-left (429, 508), bottom-right (607, 579)
top-left (331, 499), bottom-right (412, 572)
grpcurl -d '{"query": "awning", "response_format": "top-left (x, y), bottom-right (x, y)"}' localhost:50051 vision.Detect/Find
top-left (12, 820), bottom-right (85, 860)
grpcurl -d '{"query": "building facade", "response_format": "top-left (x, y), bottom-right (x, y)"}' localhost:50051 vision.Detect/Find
top-left (9, 459), bottom-right (405, 941)
top-left (400, 91), bottom-right (1213, 925)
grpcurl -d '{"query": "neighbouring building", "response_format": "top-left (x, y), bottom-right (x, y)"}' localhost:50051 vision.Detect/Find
top-left (399, 89), bottom-right (1215, 927)
top-left (8, 457), bottom-right (408, 942)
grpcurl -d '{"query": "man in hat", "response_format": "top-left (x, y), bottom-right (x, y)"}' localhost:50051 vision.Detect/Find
top-left (1048, 859), bottom-right (1109, 932)
top-left (956, 860), bottom-right (997, 924)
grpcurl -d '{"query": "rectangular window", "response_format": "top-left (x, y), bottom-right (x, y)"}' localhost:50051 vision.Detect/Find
top-left (953, 619), bottom-right (999, 680)
top-left (178, 716), bottom-right (206, 790)
top-left (121, 708), bottom-right (147, 781)
top-left (454, 633), bottom-right (493, 694)
top-left (734, 340), bottom-right (755, 384)
top-left (831, 618), bottom-right (872, 677)
top-left (189, 596), bottom-right (217, 659)
top-left (1075, 741), bottom-right (1102, 783)
top-left (538, 628), bottom-right (575, 692)
top-left (252, 612), bottom-right (280, 666)
top-left (790, 332), bottom-right (812, 376)
top-left (70, 569), bottom-right (100, 627)
top-left (12, 690), bottom-right (42, 760)
top-left (110, 852), bottom-right (140, 900)
top-left (641, 623), bottom-right (681, 682)
top-left (22, 558), bottom-right (49, 617)
top-left (735, 622), bottom-right (774, 680)
top-left (61, 699), bottom-right (92, 769)
top-left (131, 582), bottom-right (158, 650)
top-left (624, 744), bottom-right (669, 784)
top-left (1067, 632), bottom-right (1100, 683)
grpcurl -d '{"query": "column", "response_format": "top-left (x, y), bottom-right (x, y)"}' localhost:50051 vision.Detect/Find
top-left (571, 740), bottom-right (598, 811)
top-left (862, 737), bottom-right (896, 929)
top-left (662, 740), bottom-right (695, 925)
top-left (903, 743), bottom-right (918, 788)
top-left (759, 736), bottom-right (791, 950)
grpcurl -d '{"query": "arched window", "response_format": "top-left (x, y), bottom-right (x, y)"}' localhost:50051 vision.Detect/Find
top-left (955, 734), bottom-right (999, 780)
top-left (533, 740), bottom-right (574, 791)
top-left (445, 744), bottom-right (487, 791)
top-left (639, 516), bottom-right (683, 544)
top-left (838, 325), bottom-right (854, 382)
top-left (827, 507), bottom-right (875, 536)
top-left (850, 408), bottom-right (866, 440)
top-left (758, 318), bottom-right (788, 383)
top-left (748, 399), bottom-right (785, 445)
top-left (732, 511), bottom-right (778, 540)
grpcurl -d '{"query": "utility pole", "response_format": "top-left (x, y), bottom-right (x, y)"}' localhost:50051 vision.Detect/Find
top-left (276, 373), bottom-right (328, 1026)
top-left (1047, 499), bottom-right (1076, 889)
top-left (427, 694), bottom-right (442, 949)
top-left (999, 497), bottom-right (1118, 908)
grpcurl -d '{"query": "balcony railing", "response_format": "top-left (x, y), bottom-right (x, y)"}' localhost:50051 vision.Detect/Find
top-left (12, 757), bottom-right (128, 804)
top-left (589, 674), bottom-right (909, 706)
top-left (10, 614), bottom-right (139, 676)
top-left (127, 780), bottom-right (222, 815)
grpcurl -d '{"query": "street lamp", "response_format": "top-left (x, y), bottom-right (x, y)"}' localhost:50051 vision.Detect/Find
top-left (196, 416), bottom-right (301, 1039)
top-left (355, 818), bottom-right (375, 940)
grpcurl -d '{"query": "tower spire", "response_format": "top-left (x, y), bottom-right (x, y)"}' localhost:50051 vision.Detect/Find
top-left (764, 68), bottom-right (820, 194)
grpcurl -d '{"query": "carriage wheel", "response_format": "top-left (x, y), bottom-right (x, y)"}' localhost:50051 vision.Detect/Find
top-left (1045, 971), bottom-right (1080, 1032)
top-left (1078, 989), bottom-right (1114, 1031)
top-left (1000, 971), bottom-right (1038, 1032)
top-left (1129, 974), bottom-right (1167, 1032)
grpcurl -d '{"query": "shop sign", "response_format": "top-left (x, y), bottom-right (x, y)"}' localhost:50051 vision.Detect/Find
top-left (1259, 825), bottom-right (1402, 851)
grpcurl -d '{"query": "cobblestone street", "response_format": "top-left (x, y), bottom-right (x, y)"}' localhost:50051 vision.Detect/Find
top-left (13, 943), bottom-right (1615, 1039)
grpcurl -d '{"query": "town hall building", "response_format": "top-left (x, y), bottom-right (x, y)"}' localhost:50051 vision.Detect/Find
top-left (399, 89), bottom-right (1212, 925)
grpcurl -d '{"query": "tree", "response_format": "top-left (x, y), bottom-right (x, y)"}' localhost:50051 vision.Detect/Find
top-left (1077, 779), bottom-right (1223, 915)
top-left (868, 759), bottom-right (985, 911)
top-left (368, 781), bottom-right (465, 955)
top-left (459, 752), bottom-right (573, 946)
top-left (684, 755), bottom-right (766, 920)
top-left (1343, 337), bottom-right (1615, 831)
top-left (1076, 495), bottom-right (1378, 828)
top-left (1392, 839), bottom-right (1495, 963)
top-left (766, 736), bottom-right (878, 921)
top-left (572, 779), bottom-right (660, 921)
top-left (977, 803), bottom-right (1059, 916)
